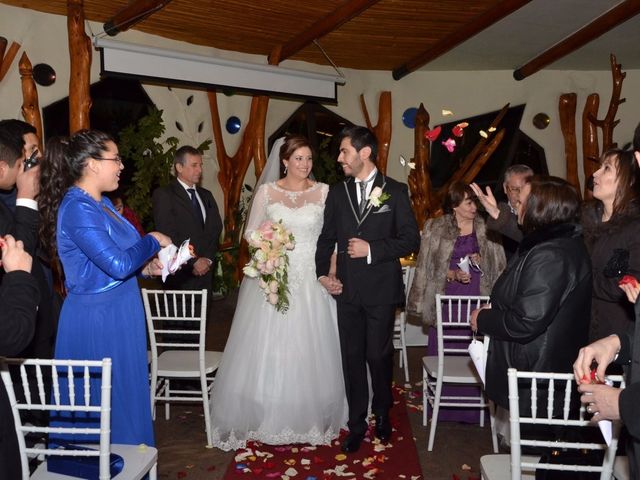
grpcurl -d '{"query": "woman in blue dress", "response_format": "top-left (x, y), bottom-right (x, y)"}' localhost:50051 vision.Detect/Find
top-left (39, 130), bottom-right (171, 446)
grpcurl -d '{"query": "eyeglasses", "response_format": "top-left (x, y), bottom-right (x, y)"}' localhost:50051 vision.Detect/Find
top-left (95, 154), bottom-right (123, 166)
top-left (506, 186), bottom-right (522, 194)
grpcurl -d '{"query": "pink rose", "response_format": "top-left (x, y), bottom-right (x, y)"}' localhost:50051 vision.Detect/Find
top-left (269, 280), bottom-right (278, 293)
top-left (268, 293), bottom-right (278, 305)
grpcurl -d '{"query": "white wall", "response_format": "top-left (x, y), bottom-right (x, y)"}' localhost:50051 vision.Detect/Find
top-left (2, 3), bottom-right (639, 219)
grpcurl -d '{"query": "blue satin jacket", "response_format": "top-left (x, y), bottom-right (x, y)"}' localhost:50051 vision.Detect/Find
top-left (57, 187), bottom-right (160, 294)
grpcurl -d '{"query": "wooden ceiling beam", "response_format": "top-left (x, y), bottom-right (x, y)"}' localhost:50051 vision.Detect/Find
top-left (270, 0), bottom-right (382, 64)
top-left (513, 0), bottom-right (640, 80)
top-left (104, 0), bottom-right (173, 36)
top-left (392, 0), bottom-right (532, 80)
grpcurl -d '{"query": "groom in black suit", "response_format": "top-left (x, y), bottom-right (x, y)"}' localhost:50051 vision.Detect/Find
top-left (316, 126), bottom-right (420, 453)
top-left (153, 146), bottom-right (223, 294)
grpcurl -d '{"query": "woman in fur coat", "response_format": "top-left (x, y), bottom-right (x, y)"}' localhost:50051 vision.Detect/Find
top-left (407, 181), bottom-right (506, 327)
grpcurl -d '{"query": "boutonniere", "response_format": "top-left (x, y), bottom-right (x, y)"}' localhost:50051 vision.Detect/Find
top-left (368, 186), bottom-right (391, 208)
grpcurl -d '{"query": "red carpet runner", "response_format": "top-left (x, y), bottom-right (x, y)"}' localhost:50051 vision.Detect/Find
top-left (223, 386), bottom-right (422, 479)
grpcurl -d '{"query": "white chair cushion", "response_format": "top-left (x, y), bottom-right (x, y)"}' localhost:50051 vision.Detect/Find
top-left (480, 453), bottom-right (539, 480)
top-left (157, 350), bottom-right (223, 377)
top-left (422, 355), bottom-right (483, 384)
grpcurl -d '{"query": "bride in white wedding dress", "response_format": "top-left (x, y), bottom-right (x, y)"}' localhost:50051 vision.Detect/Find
top-left (209, 136), bottom-right (347, 451)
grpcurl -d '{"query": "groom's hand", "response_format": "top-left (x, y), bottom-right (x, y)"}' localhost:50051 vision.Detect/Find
top-left (347, 238), bottom-right (369, 258)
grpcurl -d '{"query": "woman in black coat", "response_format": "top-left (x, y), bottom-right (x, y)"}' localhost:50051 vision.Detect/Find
top-left (581, 149), bottom-right (640, 342)
top-left (470, 176), bottom-right (592, 412)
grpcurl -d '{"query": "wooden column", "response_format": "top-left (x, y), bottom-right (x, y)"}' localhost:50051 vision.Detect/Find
top-left (0, 36), bottom-right (21, 83)
top-left (360, 91), bottom-right (391, 173)
top-left (559, 93), bottom-right (580, 197)
top-left (582, 94), bottom-right (600, 196)
top-left (18, 52), bottom-right (43, 150)
top-left (68, 0), bottom-right (92, 133)
top-left (407, 103), bottom-right (432, 228)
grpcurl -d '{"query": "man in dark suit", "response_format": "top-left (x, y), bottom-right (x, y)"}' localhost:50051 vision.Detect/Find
top-left (0, 120), bottom-right (58, 361)
top-left (152, 146), bottom-right (223, 295)
top-left (0, 235), bottom-right (40, 479)
top-left (316, 126), bottom-right (420, 453)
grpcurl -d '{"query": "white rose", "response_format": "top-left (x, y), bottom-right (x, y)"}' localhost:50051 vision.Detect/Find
top-left (242, 265), bottom-right (259, 277)
top-left (254, 249), bottom-right (267, 263)
top-left (368, 186), bottom-right (383, 207)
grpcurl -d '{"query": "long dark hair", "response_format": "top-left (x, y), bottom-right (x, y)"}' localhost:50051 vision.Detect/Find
top-left (598, 149), bottom-right (640, 219)
top-left (39, 129), bottom-right (115, 259)
top-left (521, 175), bottom-right (580, 234)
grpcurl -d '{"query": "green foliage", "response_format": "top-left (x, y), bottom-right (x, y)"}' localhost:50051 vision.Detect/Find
top-left (119, 107), bottom-right (211, 230)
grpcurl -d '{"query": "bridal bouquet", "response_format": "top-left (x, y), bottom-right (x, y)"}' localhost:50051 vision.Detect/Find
top-left (243, 220), bottom-right (296, 313)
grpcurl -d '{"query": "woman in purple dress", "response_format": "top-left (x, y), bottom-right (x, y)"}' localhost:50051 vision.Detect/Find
top-left (408, 181), bottom-right (506, 422)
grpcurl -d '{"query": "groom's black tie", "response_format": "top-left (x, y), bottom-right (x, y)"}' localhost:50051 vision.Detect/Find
top-left (358, 180), bottom-right (368, 216)
top-left (187, 188), bottom-right (205, 227)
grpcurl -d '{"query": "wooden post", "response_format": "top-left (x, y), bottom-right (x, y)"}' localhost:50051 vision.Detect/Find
top-left (559, 93), bottom-right (580, 197)
top-left (18, 52), bottom-right (43, 150)
top-left (360, 91), bottom-right (392, 173)
top-left (407, 103), bottom-right (432, 228)
top-left (0, 36), bottom-right (21, 83)
top-left (582, 94), bottom-right (600, 196)
top-left (68, 0), bottom-right (92, 133)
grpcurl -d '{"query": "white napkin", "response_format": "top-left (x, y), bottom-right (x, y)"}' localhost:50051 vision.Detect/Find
top-left (157, 239), bottom-right (193, 282)
top-left (457, 255), bottom-right (471, 274)
top-left (468, 338), bottom-right (486, 384)
top-left (598, 378), bottom-right (614, 446)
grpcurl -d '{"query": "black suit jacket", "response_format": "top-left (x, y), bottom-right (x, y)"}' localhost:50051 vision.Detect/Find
top-left (153, 179), bottom-right (223, 290)
top-left (0, 271), bottom-right (40, 479)
top-left (316, 173), bottom-right (419, 306)
top-left (0, 202), bottom-right (55, 358)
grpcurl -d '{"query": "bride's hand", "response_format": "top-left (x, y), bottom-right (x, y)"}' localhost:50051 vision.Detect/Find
top-left (319, 275), bottom-right (342, 295)
top-left (143, 258), bottom-right (164, 277)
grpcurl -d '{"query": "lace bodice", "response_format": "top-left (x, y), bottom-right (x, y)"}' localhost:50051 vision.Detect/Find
top-left (245, 182), bottom-right (328, 293)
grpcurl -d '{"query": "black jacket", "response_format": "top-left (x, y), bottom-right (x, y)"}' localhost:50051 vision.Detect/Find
top-left (618, 304), bottom-right (640, 479)
top-left (0, 271), bottom-right (40, 479)
top-left (581, 200), bottom-right (640, 341)
top-left (315, 173), bottom-right (420, 306)
top-left (477, 223), bottom-right (592, 411)
top-left (152, 179), bottom-right (223, 291)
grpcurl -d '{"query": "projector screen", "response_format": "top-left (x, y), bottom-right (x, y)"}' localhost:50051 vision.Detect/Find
top-left (95, 38), bottom-right (344, 102)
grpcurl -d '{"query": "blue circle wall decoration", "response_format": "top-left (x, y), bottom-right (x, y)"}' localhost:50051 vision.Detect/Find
top-left (402, 107), bottom-right (418, 129)
top-left (225, 116), bottom-right (241, 134)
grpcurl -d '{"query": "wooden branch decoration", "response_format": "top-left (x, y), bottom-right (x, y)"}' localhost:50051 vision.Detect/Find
top-left (0, 36), bottom-right (21, 83)
top-left (590, 54), bottom-right (626, 151)
top-left (18, 52), bottom-right (43, 149)
top-left (582, 93), bottom-right (600, 195)
top-left (559, 93), bottom-right (580, 197)
top-left (360, 91), bottom-right (392, 174)
top-left (407, 103), bottom-right (432, 228)
top-left (438, 103), bottom-right (509, 196)
top-left (461, 129), bottom-right (505, 183)
top-left (68, 0), bottom-right (92, 133)
top-left (208, 91), bottom-right (268, 242)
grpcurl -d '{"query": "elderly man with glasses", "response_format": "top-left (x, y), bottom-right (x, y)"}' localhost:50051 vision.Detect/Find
top-left (470, 164), bottom-right (533, 259)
